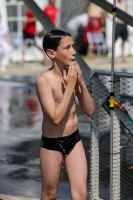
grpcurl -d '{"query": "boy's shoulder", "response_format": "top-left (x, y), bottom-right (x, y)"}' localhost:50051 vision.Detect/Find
top-left (36, 69), bottom-right (51, 86)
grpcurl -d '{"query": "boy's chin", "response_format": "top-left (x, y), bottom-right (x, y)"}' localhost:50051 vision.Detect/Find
top-left (63, 63), bottom-right (70, 68)
top-left (63, 61), bottom-right (75, 67)
top-left (70, 61), bottom-right (76, 64)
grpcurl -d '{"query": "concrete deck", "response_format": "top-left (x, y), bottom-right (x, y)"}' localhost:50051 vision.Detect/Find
top-left (84, 56), bottom-right (133, 72)
top-left (0, 194), bottom-right (70, 200)
top-left (0, 62), bottom-right (49, 77)
top-left (0, 56), bottom-right (133, 77)
top-left (0, 194), bottom-right (39, 200)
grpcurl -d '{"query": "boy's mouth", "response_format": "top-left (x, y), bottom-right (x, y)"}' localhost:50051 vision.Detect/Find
top-left (70, 59), bottom-right (75, 63)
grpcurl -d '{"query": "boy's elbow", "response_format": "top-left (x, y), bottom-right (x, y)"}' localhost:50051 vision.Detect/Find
top-left (89, 108), bottom-right (95, 117)
top-left (87, 106), bottom-right (95, 117)
top-left (49, 112), bottom-right (61, 125)
top-left (90, 102), bottom-right (95, 116)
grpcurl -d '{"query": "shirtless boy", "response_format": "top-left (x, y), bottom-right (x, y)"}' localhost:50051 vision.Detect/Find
top-left (36, 29), bottom-right (95, 200)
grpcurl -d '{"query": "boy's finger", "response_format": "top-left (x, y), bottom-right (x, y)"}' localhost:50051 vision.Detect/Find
top-left (63, 70), bottom-right (66, 78)
top-left (66, 67), bottom-right (69, 75)
top-left (69, 65), bottom-right (73, 74)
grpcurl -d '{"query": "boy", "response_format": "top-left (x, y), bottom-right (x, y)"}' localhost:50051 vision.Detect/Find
top-left (36, 29), bottom-right (95, 200)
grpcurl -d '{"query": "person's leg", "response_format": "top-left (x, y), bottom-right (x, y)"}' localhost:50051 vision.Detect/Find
top-left (87, 33), bottom-right (96, 58)
top-left (22, 31), bottom-right (46, 65)
top-left (0, 46), bottom-right (4, 70)
top-left (88, 45), bottom-right (96, 58)
top-left (64, 140), bottom-right (88, 200)
top-left (40, 148), bottom-right (63, 200)
top-left (121, 40), bottom-right (126, 62)
top-left (0, 42), bottom-right (12, 70)
top-left (21, 31), bottom-right (27, 65)
top-left (35, 43), bottom-right (46, 65)
top-left (108, 23), bottom-right (119, 63)
top-left (121, 25), bottom-right (128, 62)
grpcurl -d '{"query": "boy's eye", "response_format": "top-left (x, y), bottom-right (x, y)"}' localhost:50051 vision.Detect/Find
top-left (72, 44), bottom-right (76, 49)
top-left (64, 44), bottom-right (75, 50)
top-left (65, 45), bottom-right (70, 50)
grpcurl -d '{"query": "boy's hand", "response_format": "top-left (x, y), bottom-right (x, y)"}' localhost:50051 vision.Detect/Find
top-left (73, 62), bottom-right (84, 86)
top-left (63, 63), bottom-right (77, 89)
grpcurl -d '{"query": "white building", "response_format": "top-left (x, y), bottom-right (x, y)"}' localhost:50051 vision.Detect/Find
top-left (4, 0), bottom-right (62, 36)
top-left (0, 0), bottom-right (62, 62)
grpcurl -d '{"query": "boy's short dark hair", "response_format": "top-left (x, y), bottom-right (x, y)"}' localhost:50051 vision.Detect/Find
top-left (42, 29), bottom-right (71, 52)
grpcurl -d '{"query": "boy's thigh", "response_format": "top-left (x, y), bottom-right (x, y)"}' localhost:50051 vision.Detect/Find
top-left (40, 148), bottom-right (63, 190)
top-left (64, 140), bottom-right (88, 189)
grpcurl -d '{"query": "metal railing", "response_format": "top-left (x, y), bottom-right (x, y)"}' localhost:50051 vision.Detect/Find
top-left (90, 71), bottom-right (133, 200)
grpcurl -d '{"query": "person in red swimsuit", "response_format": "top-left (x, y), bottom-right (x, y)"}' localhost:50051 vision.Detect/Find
top-left (43, 0), bottom-right (59, 25)
top-left (23, 9), bottom-right (36, 40)
top-left (22, 9), bottom-right (46, 65)
top-left (83, 3), bottom-right (106, 58)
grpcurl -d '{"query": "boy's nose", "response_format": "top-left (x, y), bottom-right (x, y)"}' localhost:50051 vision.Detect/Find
top-left (72, 48), bottom-right (76, 55)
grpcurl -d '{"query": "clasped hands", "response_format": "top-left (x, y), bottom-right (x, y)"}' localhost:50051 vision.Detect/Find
top-left (63, 61), bottom-right (85, 89)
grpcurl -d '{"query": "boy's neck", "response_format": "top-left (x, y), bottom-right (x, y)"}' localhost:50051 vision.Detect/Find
top-left (52, 62), bottom-right (65, 78)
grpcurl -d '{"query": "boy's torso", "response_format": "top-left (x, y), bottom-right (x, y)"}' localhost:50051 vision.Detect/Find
top-left (41, 69), bottom-right (78, 138)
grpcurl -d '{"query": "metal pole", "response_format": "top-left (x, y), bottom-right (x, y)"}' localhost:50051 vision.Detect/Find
top-left (111, 0), bottom-right (116, 92)
top-left (110, 0), bottom-right (117, 199)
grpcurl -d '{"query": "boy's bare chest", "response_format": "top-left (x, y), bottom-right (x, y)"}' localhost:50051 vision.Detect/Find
top-left (51, 81), bottom-right (66, 103)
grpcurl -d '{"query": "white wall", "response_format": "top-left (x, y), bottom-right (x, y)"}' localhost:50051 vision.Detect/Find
top-left (0, 0), bottom-right (7, 22)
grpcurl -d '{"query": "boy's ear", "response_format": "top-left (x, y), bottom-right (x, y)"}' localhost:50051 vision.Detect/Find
top-left (46, 49), bottom-right (55, 59)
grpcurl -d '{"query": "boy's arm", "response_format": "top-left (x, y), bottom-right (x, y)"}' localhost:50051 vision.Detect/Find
top-left (36, 66), bottom-right (77, 125)
top-left (76, 82), bottom-right (95, 117)
top-left (5, 33), bottom-right (12, 46)
top-left (23, 17), bottom-right (36, 24)
top-left (75, 63), bottom-right (95, 117)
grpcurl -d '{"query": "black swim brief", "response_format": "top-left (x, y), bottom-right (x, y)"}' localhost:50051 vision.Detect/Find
top-left (41, 129), bottom-right (81, 156)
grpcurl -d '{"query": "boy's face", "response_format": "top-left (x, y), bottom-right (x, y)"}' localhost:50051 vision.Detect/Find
top-left (55, 36), bottom-right (76, 68)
